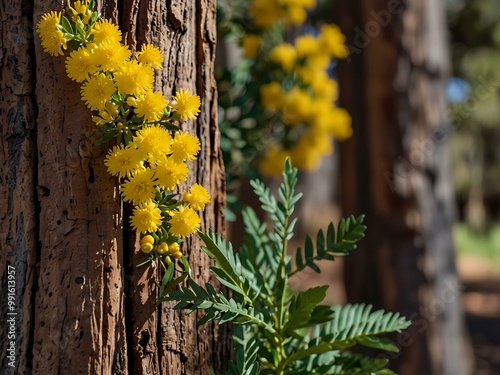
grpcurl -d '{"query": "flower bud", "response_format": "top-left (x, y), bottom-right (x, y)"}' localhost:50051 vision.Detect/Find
top-left (156, 242), bottom-right (168, 254)
top-left (168, 242), bottom-right (180, 254)
top-left (141, 243), bottom-right (153, 254)
top-left (140, 235), bottom-right (154, 245)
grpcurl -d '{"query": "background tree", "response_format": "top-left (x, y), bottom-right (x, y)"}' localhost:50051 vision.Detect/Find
top-left (0, 0), bottom-right (228, 374)
top-left (447, 0), bottom-right (500, 230)
top-left (336, 1), bottom-right (471, 374)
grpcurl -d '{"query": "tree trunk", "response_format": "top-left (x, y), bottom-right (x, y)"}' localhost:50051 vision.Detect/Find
top-left (1, 1), bottom-right (228, 374)
top-left (336, 1), bottom-right (472, 374)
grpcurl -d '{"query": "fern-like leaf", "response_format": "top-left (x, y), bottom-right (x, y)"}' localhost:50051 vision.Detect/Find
top-left (223, 325), bottom-right (261, 375)
top-left (160, 279), bottom-right (275, 333)
top-left (198, 230), bottom-right (253, 304)
top-left (322, 304), bottom-right (411, 352)
top-left (293, 215), bottom-right (367, 275)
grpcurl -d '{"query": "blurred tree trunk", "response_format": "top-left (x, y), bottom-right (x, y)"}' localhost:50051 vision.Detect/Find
top-left (336, 1), bottom-right (472, 374)
top-left (0, 1), bottom-right (228, 374)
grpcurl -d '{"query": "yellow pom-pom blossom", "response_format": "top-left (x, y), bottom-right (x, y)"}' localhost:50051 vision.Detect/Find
top-left (260, 82), bottom-right (284, 110)
top-left (153, 158), bottom-right (189, 190)
top-left (91, 41), bottom-right (131, 72)
top-left (285, 5), bottom-right (307, 25)
top-left (171, 89), bottom-right (201, 120)
top-left (121, 168), bottom-right (157, 205)
top-left (183, 184), bottom-right (211, 211)
top-left (92, 19), bottom-right (122, 45)
top-left (249, 0), bottom-right (283, 28)
top-left (295, 34), bottom-right (320, 58)
top-left (114, 60), bottom-right (154, 96)
top-left (319, 24), bottom-right (349, 59)
top-left (80, 72), bottom-right (116, 110)
top-left (37, 12), bottom-right (66, 56)
top-left (242, 34), bottom-right (261, 58)
top-left (282, 87), bottom-right (312, 125)
top-left (37, 11), bottom-right (61, 35)
top-left (310, 73), bottom-right (338, 101)
top-left (259, 145), bottom-right (288, 177)
top-left (290, 144), bottom-right (321, 172)
top-left (136, 44), bottom-right (164, 70)
top-left (134, 91), bottom-right (169, 121)
top-left (105, 144), bottom-right (145, 178)
top-left (270, 43), bottom-right (297, 72)
top-left (40, 29), bottom-right (67, 56)
top-left (169, 206), bottom-right (201, 238)
top-left (65, 46), bottom-right (98, 82)
top-left (301, 130), bottom-right (333, 156)
top-left (131, 200), bottom-right (163, 234)
top-left (327, 108), bottom-right (353, 140)
top-left (170, 131), bottom-right (201, 162)
top-left (133, 125), bottom-right (172, 164)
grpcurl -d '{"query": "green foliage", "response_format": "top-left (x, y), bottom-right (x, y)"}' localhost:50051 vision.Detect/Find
top-left (293, 215), bottom-right (366, 275)
top-left (162, 160), bottom-right (410, 374)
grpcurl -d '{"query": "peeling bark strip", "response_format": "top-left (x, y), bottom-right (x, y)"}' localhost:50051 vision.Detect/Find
top-left (1, 1), bottom-right (227, 374)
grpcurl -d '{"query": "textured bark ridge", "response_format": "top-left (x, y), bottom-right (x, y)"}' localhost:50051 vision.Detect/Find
top-left (0, 1), bottom-right (228, 374)
top-left (337, 1), bottom-right (470, 375)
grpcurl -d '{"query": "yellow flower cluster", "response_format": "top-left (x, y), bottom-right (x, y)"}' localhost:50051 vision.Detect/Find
top-left (37, 0), bottom-right (211, 263)
top-left (249, 0), bottom-right (316, 29)
top-left (257, 25), bottom-right (351, 175)
top-left (219, 0), bottom-right (352, 177)
top-left (238, 5), bottom-right (352, 176)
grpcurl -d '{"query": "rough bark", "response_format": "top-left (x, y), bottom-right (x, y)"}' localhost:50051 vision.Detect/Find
top-left (336, 1), bottom-right (472, 374)
top-left (1, 1), bottom-right (228, 374)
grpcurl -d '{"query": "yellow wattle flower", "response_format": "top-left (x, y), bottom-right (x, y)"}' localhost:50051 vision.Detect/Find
top-left (270, 43), bottom-right (297, 72)
top-left (285, 5), bottom-right (307, 25)
top-left (105, 144), bottom-right (146, 178)
top-left (319, 24), bottom-right (349, 59)
top-left (170, 131), bottom-right (201, 162)
top-left (295, 34), bottom-right (320, 58)
top-left (37, 12), bottom-right (66, 57)
top-left (169, 206), bottom-right (201, 238)
top-left (281, 87), bottom-right (312, 125)
top-left (134, 91), bottom-right (169, 121)
top-left (241, 34), bottom-right (261, 58)
top-left (37, 11), bottom-right (61, 36)
top-left (183, 184), bottom-right (211, 211)
top-left (171, 88), bottom-right (201, 120)
top-left (114, 60), bottom-right (154, 96)
top-left (133, 125), bottom-right (172, 164)
top-left (65, 46), bottom-right (98, 82)
top-left (121, 168), bottom-right (157, 205)
top-left (249, 0), bottom-right (283, 28)
top-left (92, 19), bottom-right (122, 45)
top-left (260, 82), bottom-right (283, 110)
top-left (80, 73), bottom-right (116, 110)
top-left (40, 29), bottom-right (67, 56)
top-left (90, 40), bottom-right (131, 72)
top-left (131, 201), bottom-right (163, 234)
top-left (153, 158), bottom-right (189, 190)
top-left (136, 44), bottom-right (164, 70)
top-left (259, 145), bottom-right (288, 177)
